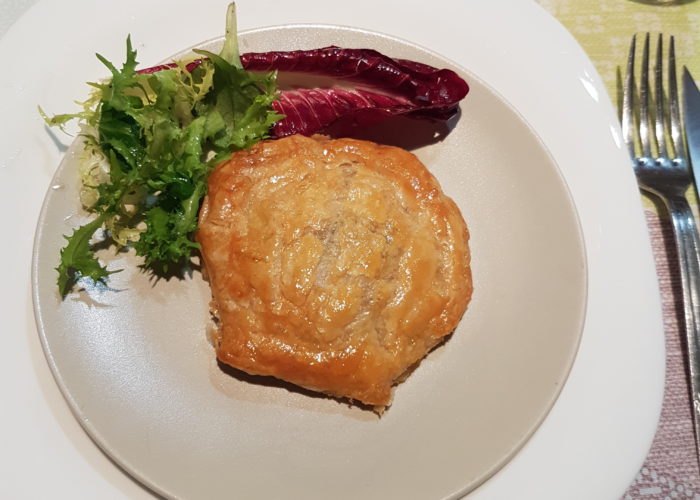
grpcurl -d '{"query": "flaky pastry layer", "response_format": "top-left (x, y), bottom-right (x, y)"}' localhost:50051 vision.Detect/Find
top-left (197, 135), bottom-right (472, 407)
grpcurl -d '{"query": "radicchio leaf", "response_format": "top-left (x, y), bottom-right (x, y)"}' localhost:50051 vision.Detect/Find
top-left (138, 46), bottom-right (469, 138)
top-left (240, 46), bottom-right (468, 137)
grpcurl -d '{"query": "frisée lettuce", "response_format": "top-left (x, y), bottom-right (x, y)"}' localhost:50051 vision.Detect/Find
top-left (43, 4), bottom-right (282, 297)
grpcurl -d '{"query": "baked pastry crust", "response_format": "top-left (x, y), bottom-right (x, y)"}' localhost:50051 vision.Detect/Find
top-left (197, 135), bottom-right (471, 407)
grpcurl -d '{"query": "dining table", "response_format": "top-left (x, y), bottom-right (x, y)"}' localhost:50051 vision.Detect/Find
top-left (0, 0), bottom-right (698, 498)
top-left (538, 1), bottom-right (700, 498)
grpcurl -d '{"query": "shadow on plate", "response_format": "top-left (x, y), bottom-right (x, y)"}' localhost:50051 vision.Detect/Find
top-left (214, 360), bottom-right (380, 417)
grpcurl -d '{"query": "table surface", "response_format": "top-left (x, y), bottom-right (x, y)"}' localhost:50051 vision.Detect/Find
top-left (1, 0), bottom-right (699, 498)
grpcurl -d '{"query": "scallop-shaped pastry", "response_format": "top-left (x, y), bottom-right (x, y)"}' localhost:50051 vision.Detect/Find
top-left (197, 134), bottom-right (472, 408)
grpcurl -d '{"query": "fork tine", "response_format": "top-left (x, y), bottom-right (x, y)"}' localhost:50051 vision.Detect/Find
top-left (668, 35), bottom-right (684, 160)
top-left (622, 34), bottom-right (637, 160)
top-left (640, 33), bottom-right (652, 158)
top-left (654, 34), bottom-right (668, 158)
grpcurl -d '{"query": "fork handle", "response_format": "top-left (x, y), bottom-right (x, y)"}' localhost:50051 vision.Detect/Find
top-left (667, 195), bottom-right (700, 456)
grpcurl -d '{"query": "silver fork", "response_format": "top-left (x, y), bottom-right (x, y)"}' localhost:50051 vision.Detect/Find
top-left (623, 33), bottom-right (700, 462)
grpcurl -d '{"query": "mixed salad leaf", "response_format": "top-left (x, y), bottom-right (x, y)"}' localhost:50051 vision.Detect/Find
top-left (142, 47), bottom-right (470, 138)
top-left (45, 4), bottom-right (470, 298)
top-left (44, 4), bottom-right (282, 297)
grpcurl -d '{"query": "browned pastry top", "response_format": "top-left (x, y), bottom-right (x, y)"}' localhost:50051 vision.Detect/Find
top-left (197, 134), bottom-right (472, 407)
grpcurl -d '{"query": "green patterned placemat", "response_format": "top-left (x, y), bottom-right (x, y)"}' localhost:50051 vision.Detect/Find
top-left (536, 0), bottom-right (699, 99)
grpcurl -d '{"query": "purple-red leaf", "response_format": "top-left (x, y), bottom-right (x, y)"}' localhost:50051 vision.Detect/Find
top-left (138, 46), bottom-right (469, 138)
top-left (270, 87), bottom-right (415, 136)
top-left (240, 46), bottom-right (468, 137)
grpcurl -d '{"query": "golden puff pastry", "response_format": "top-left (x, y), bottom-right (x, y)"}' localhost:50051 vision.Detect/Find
top-left (197, 134), bottom-right (472, 407)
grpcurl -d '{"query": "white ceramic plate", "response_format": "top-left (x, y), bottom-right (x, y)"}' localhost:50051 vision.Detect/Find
top-left (32, 25), bottom-right (587, 500)
top-left (0, 1), bottom-right (664, 499)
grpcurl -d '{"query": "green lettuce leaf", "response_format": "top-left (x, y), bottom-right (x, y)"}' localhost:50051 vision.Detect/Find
top-left (44, 3), bottom-right (282, 296)
top-left (56, 214), bottom-right (118, 297)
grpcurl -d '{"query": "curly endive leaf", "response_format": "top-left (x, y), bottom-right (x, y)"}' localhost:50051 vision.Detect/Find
top-left (56, 215), bottom-right (119, 297)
